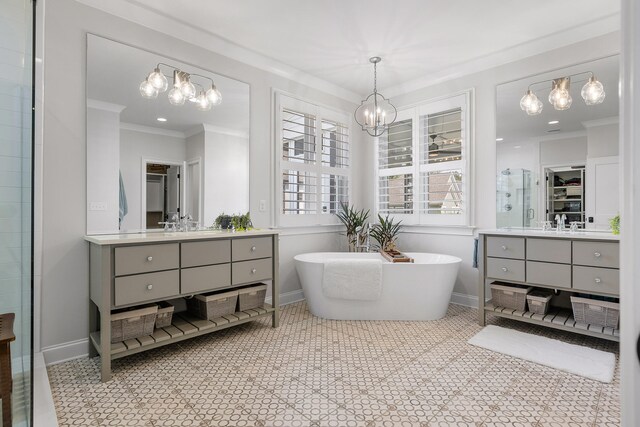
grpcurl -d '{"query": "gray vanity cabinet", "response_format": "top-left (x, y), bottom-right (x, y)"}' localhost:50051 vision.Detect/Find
top-left (86, 231), bottom-right (280, 382)
top-left (478, 231), bottom-right (619, 341)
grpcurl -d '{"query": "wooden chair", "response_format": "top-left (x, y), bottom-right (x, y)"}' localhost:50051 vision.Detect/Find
top-left (0, 313), bottom-right (15, 427)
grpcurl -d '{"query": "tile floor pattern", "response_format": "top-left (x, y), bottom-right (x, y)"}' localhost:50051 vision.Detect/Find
top-left (48, 302), bottom-right (620, 426)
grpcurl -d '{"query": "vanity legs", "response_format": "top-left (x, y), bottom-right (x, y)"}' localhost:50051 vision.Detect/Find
top-left (477, 235), bottom-right (486, 326)
top-left (272, 237), bottom-right (280, 328)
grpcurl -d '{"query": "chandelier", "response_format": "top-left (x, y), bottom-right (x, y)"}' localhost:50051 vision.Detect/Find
top-left (519, 71), bottom-right (605, 116)
top-left (139, 63), bottom-right (222, 111)
top-left (355, 57), bottom-right (397, 137)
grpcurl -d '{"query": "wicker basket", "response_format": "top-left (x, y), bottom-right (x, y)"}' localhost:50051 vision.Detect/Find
top-left (526, 292), bottom-right (552, 315)
top-left (188, 290), bottom-right (238, 320)
top-left (111, 305), bottom-right (158, 343)
top-left (155, 301), bottom-right (175, 329)
top-left (237, 284), bottom-right (267, 311)
top-left (490, 283), bottom-right (532, 311)
top-left (570, 296), bottom-right (620, 329)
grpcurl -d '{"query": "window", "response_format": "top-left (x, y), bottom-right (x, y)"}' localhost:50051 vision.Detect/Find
top-left (376, 92), bottom-right (471, 226)
top-left (276, 94), bottom-right (351, 226)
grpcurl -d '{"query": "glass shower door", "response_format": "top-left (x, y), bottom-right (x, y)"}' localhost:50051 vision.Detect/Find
top-left (1, 0), bottom-right (34, 425)
top-left (496, 168), bottom-right (536, 228)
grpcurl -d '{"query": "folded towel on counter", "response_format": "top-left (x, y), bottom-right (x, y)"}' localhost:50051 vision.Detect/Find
top-left (322, 259), bottom-right (383, 301)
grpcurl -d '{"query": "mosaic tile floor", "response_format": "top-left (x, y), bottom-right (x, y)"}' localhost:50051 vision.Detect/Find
top-left (48, 302), bottom-right (620, 426)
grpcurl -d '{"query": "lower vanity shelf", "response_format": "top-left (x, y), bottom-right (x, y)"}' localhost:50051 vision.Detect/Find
top-left (90, 304), bottom-right (274, 359)
top-left (485, 300), bottom-right (619, 342)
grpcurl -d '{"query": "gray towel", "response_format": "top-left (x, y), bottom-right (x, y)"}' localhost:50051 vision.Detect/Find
top-left (119, 171), bottom-right (128, 225)
top-left (472, 238), bottom-right (479, 268)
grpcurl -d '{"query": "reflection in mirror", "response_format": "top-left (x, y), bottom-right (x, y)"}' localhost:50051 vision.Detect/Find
top-left (496, 55), bottom-right (619, 231)
top-left (86, 35), bottom-right (250, 235)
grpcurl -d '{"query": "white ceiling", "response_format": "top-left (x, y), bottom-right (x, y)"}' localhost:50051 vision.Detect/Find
top-left (85, 0), bottom-right (621, 98)
top-left (496, 55), bottom-right (619, 143)
top-left (87, 35), bottom-right (250, 134)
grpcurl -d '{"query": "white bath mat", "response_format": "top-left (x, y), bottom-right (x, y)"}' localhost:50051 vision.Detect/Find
top-left (468, 325), bottom-right (616, 383)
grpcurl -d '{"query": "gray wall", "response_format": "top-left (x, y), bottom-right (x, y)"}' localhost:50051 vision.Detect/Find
top-left (41, 0), bottom-right (363, 355)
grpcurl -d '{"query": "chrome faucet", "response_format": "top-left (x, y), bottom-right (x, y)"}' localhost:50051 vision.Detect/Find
top-left (555, 213), bottom-right (567, 230)
top-left (355, 223), bottom-right (372, 252)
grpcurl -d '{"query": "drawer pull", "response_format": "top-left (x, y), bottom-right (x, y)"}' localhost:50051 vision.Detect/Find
top-left (251, 268), bottom-right (257, 274)
top-left (594, 252), bottom-right (601, 258)
top-left (146, 284), bottom-right (153, 290)
top-left (501, 267), bottom-right (508, 272)
top-left (501, 245), bottom-right (507, 251)
top-left (594, 277), bottom-right (602, 284)
top-left (251, 246), bottom-right (257, 252)
top-left (147, 256), bottom-right (153, 262)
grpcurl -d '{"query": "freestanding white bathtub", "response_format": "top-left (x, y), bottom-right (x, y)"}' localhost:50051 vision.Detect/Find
top-left (294, 252), bottom-right (462, 321)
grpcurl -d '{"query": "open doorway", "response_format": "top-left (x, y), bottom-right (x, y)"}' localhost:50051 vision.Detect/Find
top-left (144, 162), bottom-right (181, 229)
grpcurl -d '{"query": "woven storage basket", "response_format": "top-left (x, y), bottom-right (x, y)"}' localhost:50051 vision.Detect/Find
top-left (526, 292), bottom-right (552, 315)
top-left (570, 296), bottom-right (620, 328)
top-left (111, 305), bottom-right (158, 343)
top-left (155, 301), bottom-right (175, 329)
top-left (188, 290), bottom-right (238, 320)
top-left (490, 283), bottom-right (532, 311)
top-left (237, 284), bottom-right (268, 311)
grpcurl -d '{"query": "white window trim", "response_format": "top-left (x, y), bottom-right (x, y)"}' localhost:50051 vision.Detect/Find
top-left (374, 90), bottom-right (474, 228)
top-left (274, 91), bottom-right (352, 228)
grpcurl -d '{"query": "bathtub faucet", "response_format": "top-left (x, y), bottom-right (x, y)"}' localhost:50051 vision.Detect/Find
top-left (355, 223), bottom-right (372, 252)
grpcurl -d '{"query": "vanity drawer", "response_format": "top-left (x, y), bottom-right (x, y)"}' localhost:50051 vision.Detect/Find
top-left (573, 266), bottom-right (619, 295)
top-left (181, 264), bottom-right (231, 295)
top-left (572, 241), bottom-right (619, 268)
top-left (526, 238), bottom-right (571, 264)
top-left (181, 240), bottom-right (230, 268)
top-left (115, 243), bottom-right (179, 276)
top-left (486, 258), bottom-right (525, 282)
top-left (232, 258), bottom-right (273, 285)
top-left (114, 270), bottom-right (179, 307)
top-left (486, 237), bottom-right (525, 260)
top-left (232, 237), bottom-right (272, 261)
top-left (526, 261), bottom-right (571, 288)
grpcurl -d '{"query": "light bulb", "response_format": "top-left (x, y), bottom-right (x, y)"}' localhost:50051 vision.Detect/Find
top-left (195, 91), bottom-right (211, 111)
top-left (168, 87), bottom-right (186, 105)
top-left (552, 89), bottom-right (572, 110)
top-left (519, 90), bottom-right (537, 111)
top-left (139, 79), bottom-right (158, 99)
top-left (525, 98), bottom-right (543, 116)
top-left (206, 84), bottom-right (222, 106)
top-left (581, 76), bottom-right (605, 105)
top-left (148, 67), bottom-right (168, 92)
top-left (180, 77), bottom-right (196, 99)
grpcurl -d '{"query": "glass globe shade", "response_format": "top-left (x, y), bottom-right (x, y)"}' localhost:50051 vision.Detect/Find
top-left (168, 87), bottom-right (186, 105)
top-left (206, 85), bottom-right (222, 106)
top-left (525, 98), bottom-right (544, 116)
top-left (581, 77), bottom-right (605, 105)
top-left (139, 79), bottom-right (158, 99)
top-left (195, 92), bottom-right (211, 111)
top-left (148, 67), bottom-right (168, 92)
top-left (180, 79), bottom-right (196, 99)
top-left (519, 90), bottom-right (537, 111)
top-left (552, 90), bottom-right (572, 110)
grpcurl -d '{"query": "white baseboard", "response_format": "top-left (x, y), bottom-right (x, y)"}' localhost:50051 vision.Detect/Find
top-left (450, 292), bottom-right (479, 308)
top-left (42, 338), bottom-right (89, 366)
top-left (266, 289), bottom-right (305, 306)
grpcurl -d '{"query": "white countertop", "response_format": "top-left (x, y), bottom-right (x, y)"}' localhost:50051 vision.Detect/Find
top-left (478, 228), bottom-right (620, 241)
top-left (84, 228), bottom-right (279, 245)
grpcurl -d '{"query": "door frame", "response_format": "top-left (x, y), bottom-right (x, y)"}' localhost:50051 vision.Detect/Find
top-left (140, 158), bottom-right (184, 230)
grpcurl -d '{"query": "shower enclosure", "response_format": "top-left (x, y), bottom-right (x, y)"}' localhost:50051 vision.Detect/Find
top-left (1, 0), bottom-right (34, 425)
top-left (496, 168), bottom-right (537, 228)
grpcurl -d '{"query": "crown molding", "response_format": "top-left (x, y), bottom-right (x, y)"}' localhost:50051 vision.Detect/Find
top-left (184, 123), bottom-right (249, 139)
top-left (120, 122), bottom-right (186, 138)
top-left (581, 116), bottom-right (619, 128)
top-left (75, 0), bottom-right (361, 104)
top-left (87, 98), bottom-right (126, 113)
top-left (383, 15), bottom-right (621, 98)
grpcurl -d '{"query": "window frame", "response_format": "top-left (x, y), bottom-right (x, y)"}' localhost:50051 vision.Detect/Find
top-left (275, 92), bottom-right (352, 228)
top-left (374, 91), bottom-right (472, 227)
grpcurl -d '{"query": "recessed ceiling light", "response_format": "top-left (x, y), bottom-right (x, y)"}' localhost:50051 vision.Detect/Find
top-left (496, 138), bottom-right (504, 142)
top-left (514, 145), bottom-right (521, 149)
top-left (157, 117), bottom-right (167, 122)
top-left (548, 120), bottom-right (559, 125)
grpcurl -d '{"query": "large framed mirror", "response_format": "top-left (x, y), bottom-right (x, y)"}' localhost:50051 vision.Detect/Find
top-left (86, 35), bottom-right (250, 234)
top-left (496, 55), bottom-right (619, 231)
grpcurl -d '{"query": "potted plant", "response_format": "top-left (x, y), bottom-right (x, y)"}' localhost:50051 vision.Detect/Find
top-left (609, 214), bottom-right (620, 235)
top-left (335, 203), bottom-right (370, 252)
top-left (214, 213), bottom-right (232, 230)
top-left (231, 212), bottom-right (253, 231)
top-left (370, 214), bottom-right (403, 252)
